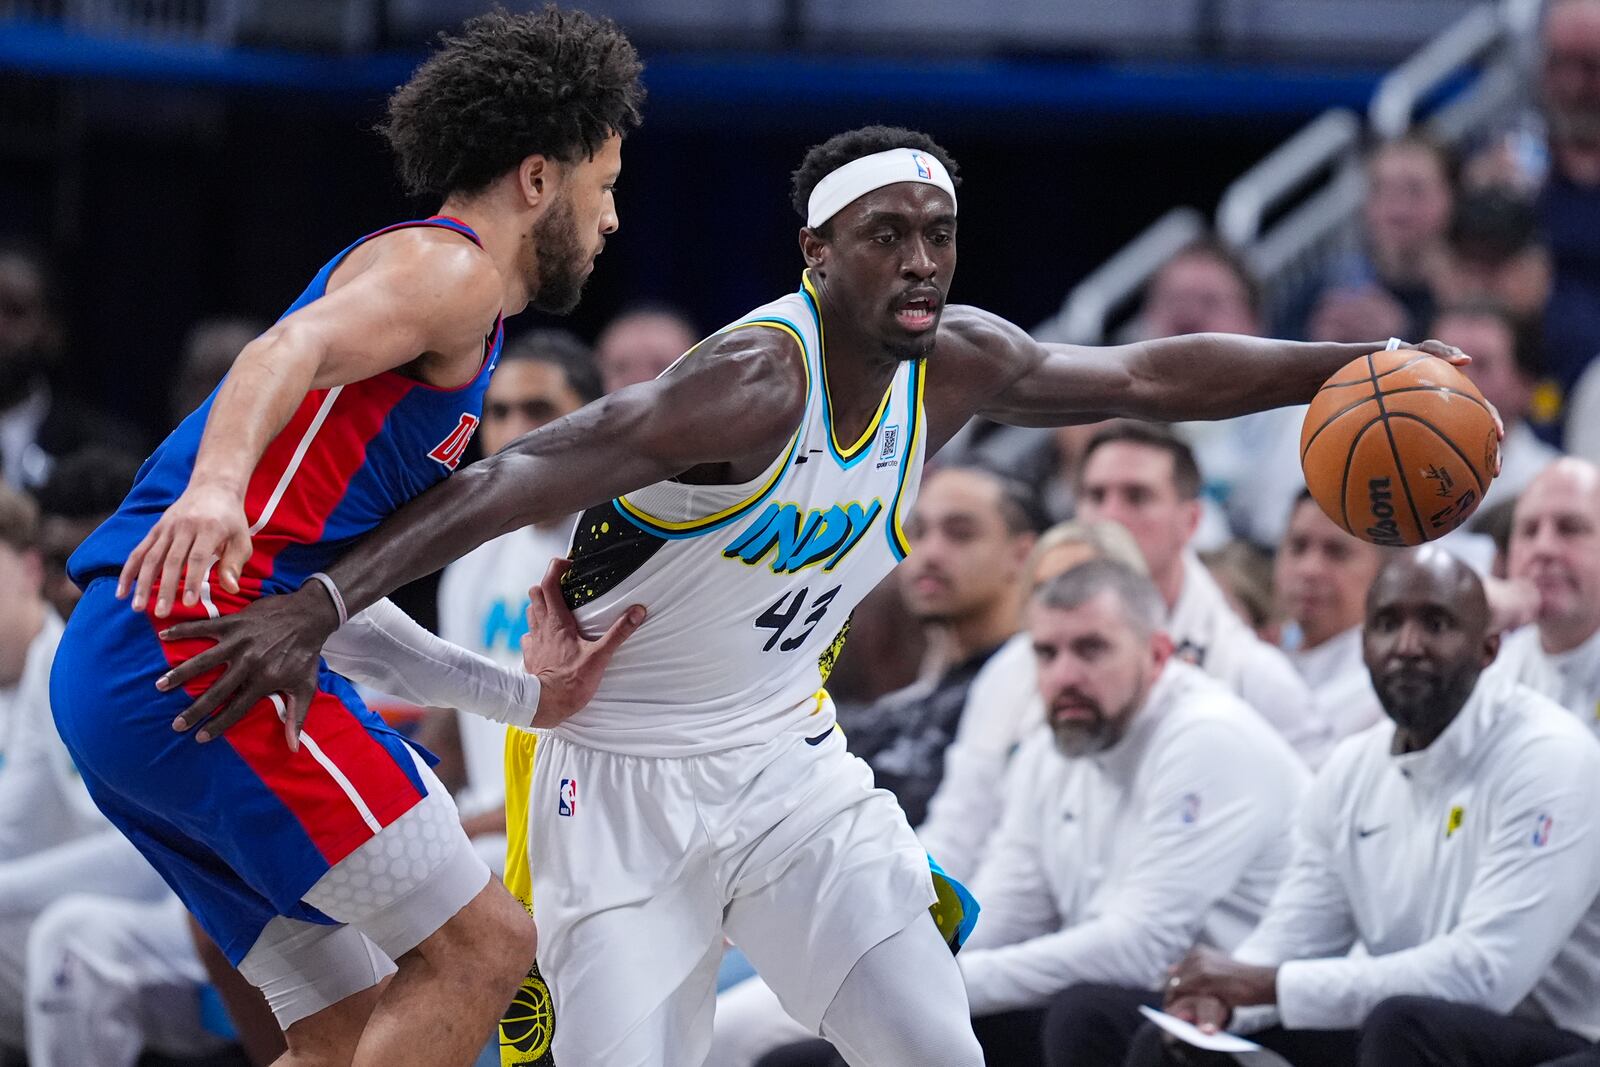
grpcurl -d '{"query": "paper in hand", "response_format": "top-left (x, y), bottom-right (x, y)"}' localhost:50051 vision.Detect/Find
top-left (1137, 1006), bottom-right (1293, 1066)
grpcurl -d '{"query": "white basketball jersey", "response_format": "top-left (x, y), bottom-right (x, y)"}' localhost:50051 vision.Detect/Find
top-left (557, 274), bottom-right (927, 756)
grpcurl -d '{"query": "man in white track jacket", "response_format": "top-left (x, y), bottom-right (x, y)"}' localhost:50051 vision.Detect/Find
top-left (1132, 548), bottom-right (1600, 1067)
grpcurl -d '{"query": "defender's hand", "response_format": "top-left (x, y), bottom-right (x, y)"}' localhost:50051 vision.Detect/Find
top-left (119, 483), bottom-right (252, 617)
top-left (156, 583), bottom-right (341, 750)
top-left (521, 558), bottom-right (645, 728)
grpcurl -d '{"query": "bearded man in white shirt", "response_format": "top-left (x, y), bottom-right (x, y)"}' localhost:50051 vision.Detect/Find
top-left (750, 559), bottom-right (1307, 1067)
top-left (1131, 547), bottom-right (1600, 1067)
top-left (1493, 457), bottom-right (1600, 729)
top-left (1076, 422), bottom-right (1323, 755)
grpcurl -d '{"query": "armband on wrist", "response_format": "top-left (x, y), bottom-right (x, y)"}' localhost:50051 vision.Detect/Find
top-left (304, 572), bottom-right (349, 627)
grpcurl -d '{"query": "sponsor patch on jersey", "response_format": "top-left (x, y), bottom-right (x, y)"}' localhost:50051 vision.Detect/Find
top-left (1533, 812), bottom-right (1554, 847)
top-left (558, 778), bottom-right (577, 817)
top-left (876, 425), bottom-right (901, 469)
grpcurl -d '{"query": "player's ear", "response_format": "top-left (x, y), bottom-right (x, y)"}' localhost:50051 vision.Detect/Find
top-left (799, 226), bottom-right (829, 272)
top-left (518, 154), bottom-right (551, 209)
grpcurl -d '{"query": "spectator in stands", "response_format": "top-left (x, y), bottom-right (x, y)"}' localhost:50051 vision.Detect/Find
top-left (1129, 549), bottom-right (1600, 1067)
top-left (1303, 136), bottom-right (1455, 346)
top-left (592, 301), bottom-right (698, 393)
top-left (1433, 189), bottom-right (1553, 332)
top-left (166, 315), bottom-right (264, 429)
top-left (0, 482), bottom-right (180, 1061)
top-left (0, 245), bottom-right (141, 489)
top-left (23, 894), bottom-right (230, 1067)
top-left (31, 447), bottom-right (141, 620)
top-left (754, 561), bottom-right (1308, 1067)
top-left (1076, 422), bottom-right (1323, 754)
top-left (918, 519), bottom-right (1149, 884)
top-left (433, 328), bottom-right (598, 870)
top-left (1137, 241), bottom-right (1303, 548)
top-left (1493, 458), bottom-right (1600, 727)
top-left (1199, 541), bottom-right (1276, 643)
top-left (1276, 491), bottom-right (1387, 767)
top-left (1431, 303), bottom-right (1560, 507)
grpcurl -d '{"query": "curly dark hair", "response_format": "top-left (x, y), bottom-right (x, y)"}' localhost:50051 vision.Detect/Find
top-left (790, 125), bottom-right (961, 234)
top-left (380, 5), bottom-right (645, 198)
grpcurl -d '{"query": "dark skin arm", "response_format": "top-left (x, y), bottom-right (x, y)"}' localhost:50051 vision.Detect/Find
top-left (155, 328), bottom-right (807, 744)
top-left (917, 305), bottom-right (1472, 451)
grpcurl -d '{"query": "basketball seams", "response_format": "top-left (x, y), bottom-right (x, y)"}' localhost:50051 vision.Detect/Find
top-left (1317, 352), bottom-right (1431, 389)
top-left (1386, 413), bottom-right (1492, 495)
top-left (1302, 397), bottom-right (1378, 463)
top-left (1366, 352), bottom-right (1428, 542)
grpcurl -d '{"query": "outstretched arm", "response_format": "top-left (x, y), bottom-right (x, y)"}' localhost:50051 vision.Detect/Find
top-left (154, 329), bottom-right (806, 745)
top-left (929, 308), bottom-right (1465, 431)
top-left (123, 232), bottom-right (501, 616)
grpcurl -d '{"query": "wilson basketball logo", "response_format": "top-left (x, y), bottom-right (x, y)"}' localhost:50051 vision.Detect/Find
top-left (428, 413), bottom-right (480, 470)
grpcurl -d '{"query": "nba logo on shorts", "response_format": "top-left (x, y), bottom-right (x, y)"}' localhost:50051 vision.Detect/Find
top-left (1180, 793), bottom-right (1201, 824)
top-left (558, 778), bottom-right (577, 817)
top-left (910, 152), bottom-right (932, 179)
top-left (1533, 813), bottom-right (1554, 847)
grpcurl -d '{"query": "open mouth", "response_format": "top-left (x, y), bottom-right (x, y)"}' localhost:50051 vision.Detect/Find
top-left (895, 293), bottom-right (940, 332)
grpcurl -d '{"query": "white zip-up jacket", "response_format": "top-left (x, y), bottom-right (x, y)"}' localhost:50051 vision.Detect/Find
top-left (958, 662), bottom-right (1309, 1015)
top-left (1168, 551), bottom-right (1324, 756)
top-left (1232, 673), bottom-right (1600, 1038)
top-left (1490, 623), bottom-right (1600, 733)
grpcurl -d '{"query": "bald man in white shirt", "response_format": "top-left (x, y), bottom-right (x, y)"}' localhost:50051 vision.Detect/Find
top-left (1076, 422), bottom-right (1324, 755)
top-left (1130, 549), bottom-right (1600, 1067)
top-left (1493, 458), bottom-right (1600, 729)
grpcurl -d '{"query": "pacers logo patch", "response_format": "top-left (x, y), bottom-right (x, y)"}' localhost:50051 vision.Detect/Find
top-left (499, 960), bottom-right (556, 1065)
top-left (558, 778), bottom-right (577, 817)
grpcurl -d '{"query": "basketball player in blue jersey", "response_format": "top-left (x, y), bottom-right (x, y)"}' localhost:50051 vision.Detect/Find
top-left (147, 126), bottom-right (1481, 1067)
top-left (51, 10), bottom-right (645, 1067)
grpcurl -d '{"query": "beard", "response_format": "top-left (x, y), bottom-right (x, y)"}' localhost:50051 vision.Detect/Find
top-left (528, 195), bottom-right (589, 315)
top-left (1375, 662), bottom-right (1480, 742)
top-left (1049, 682), bottom-right (1142, 760)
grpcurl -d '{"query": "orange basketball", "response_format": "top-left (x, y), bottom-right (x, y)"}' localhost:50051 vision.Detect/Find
top-left (1300, 349), bottom-right (1498, 547)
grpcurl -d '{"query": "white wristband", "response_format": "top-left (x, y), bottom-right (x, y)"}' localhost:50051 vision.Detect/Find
top-left (305, 572), bottom-right (349, 627)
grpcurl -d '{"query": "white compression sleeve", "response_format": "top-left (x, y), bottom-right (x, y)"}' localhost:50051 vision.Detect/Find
top-left (319, 598), bottom-right (540, 728)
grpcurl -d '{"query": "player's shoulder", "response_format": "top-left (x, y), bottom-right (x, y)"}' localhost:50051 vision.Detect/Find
top-left (660, 319), bottom-right (809, 418)
top-left (358, 224), bottom-right (501, 321)
top-left (933, 304), bottom-right (1035, 360)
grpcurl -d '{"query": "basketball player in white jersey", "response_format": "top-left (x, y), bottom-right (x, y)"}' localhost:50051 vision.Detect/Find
top-left (148, 126), bottom-right (1475, 1066)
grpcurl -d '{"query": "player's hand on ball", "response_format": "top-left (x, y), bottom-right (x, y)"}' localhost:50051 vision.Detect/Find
top-left (154, 582), bottom-right (340, 750)
top-left (118, 482), bottom-right (252, 617)
top-left (522, 557), bottom-right (645, 728)
top-left (1407, 339), bottom-right (1507, 446)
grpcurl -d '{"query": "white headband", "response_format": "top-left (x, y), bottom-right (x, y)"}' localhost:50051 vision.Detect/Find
top-left (806, 148), bottom-right (958, 229)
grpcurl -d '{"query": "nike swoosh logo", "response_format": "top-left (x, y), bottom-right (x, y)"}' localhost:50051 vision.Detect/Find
top-left (805, 729), bottom-right (832, 746)
top-left (1061, 811), bottom-right (1076, 822)
top-left (1357, 825), bottom-right (1388, 839)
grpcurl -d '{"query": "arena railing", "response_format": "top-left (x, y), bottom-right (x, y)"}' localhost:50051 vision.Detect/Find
top-left (1048, 0), bottom-right (1540, 346)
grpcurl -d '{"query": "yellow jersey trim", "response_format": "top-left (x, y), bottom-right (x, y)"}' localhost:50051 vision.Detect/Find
top-left (614, 319), bottom-right (813, 539)
top-left (801, 272), bottom-right (894, 469)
